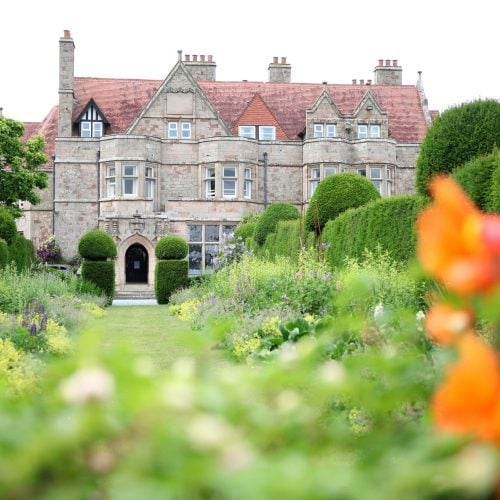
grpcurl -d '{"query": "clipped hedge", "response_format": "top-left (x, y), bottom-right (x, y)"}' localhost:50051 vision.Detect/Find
top-left (155, 236), bottom-right (188, 260)
top-left (322, 195), bottom-right (428, 268)
top-left (452, 149), bottom-right (500, 212)
top-left (489, 162), bottom-right (500, 213)
top-left (254, 203), bottom-right (300, 245)
top-left (78, 229), bottom-right (117, 261)
top-left (274, 219), bottom-right (305, 262)
top-left (234, 221), bottom-right (257, 241)
top-left (8, 234), bottom-right (34, 272)
top-left (81, 261), bottom-right (115, 302)
top-left (305, 173), bottom-right (381, 234)
top-left (0, 207), bottom-right (17, 245)
top-left (0, 238), bottom-right (9, 268)
top-left (155, 260), bottom-right (189, 304)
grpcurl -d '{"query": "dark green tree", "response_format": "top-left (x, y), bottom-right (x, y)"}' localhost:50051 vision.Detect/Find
top-left (0, 116), bottom-right (48, 216)
top-left (416, 99), bottom-right (500, 196)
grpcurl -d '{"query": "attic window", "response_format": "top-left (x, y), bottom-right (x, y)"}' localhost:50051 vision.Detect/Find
top-left (76, 100), bottom-right (108, 138)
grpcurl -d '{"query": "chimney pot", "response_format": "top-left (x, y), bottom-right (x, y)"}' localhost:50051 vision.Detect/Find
top-left (63, 30), bottom-right (71, 38)
top-left (378, 59), bottom-right (383, 66)
top-left (360, 79), bottom-right (364, 85)
top-left (281, 57), bottom-right (286, 64)
top-left (393, 59), bottom-right (398, 66)
top-left (385, 59), bottom-right (391, 66)
top-left (273, 56), bottom-right (278, 64)
top-left (208, 55), bottom-right (213, 62)
top-left (322, 81), bottom-right (327, 85)
top-left (367, 79), bottom-right (372, 85)
top-left (352, 79), bottom-right (357, 84)
top-left (193, 54), bottom-right (198, 62)
top-left (200, 55), bottom-right (205, 62)
top-left (185, 54), bottom-right (191, 61)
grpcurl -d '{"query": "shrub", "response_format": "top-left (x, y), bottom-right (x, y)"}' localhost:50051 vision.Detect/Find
top-left (155, 236), bottom-right (188, 260)
top-left (78, 230), bottom-right (117, 261)
top-left (8, 235), bottom-right (34, 272)
top-left (322, 195), bottom-right (427, 268)
top-left (254, 203), bottom-right (300, 245)
top-left (488, 161), bottom-right (500, 213)
top-left (305, 173), bottom-right (381, 234)
top-left (0, 239), bottom-right (8, 269)
top-left (234, 221), bottom-right (257, 241)
top-left (155, 260), bottom-right (189, 304)
top-left (452, 149), bottom-right (500, 212)
top-left (0, 207), bottom-right (16, 245)
top-left (274, 219), bottom-right (307, 261)
top-left (81, 261), bottom-right (115, 303)
top-left (416, 99), bottom-right (500, 195)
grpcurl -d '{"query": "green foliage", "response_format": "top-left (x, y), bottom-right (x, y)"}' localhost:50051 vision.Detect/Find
top-left (305, 173), bottom-right (381, 233)
top-left (78, 229), bottom-right (117, 261)
top-left (8, 234), bottom-right (34, 272)
top-left (489, 160), bottom-right (500, 213)
top-left (0, 207), bottom-right (17, 245)
top-left (155, 235), bottom-right (188, 260)
top-left (416, 99), bottom-right (500, 195)
top-left (81, 261), bottom-right (115, 302)
top-left (0, 239), bottom-right (8, 269)
top-left (322, 195), bottom-right (427, 267)
top-left (0, 116), bottom-right (48, 215)
top-left (452, 149), bottom-right (500, 212)
top-left (234, 221), bottom-right (257, 241)
top-left (254, 202), bottom-right (300, 245)
top-left (274, 219), bottom-right (305, 262)
top-left (155, 260), bottom-right (188, 304)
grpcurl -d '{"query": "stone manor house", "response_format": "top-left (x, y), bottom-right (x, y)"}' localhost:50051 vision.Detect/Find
top-left (18, 30), bottom-right (434, 291)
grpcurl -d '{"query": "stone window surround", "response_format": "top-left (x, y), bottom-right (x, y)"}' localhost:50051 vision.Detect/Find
top-left (167, 120), bottom-right (192, 139)
top-left (313, 122), bottom-right (337, 138)
top-left (200, 163), bottom-right (255, 200)
top-left (357, 123), bottom-right (381, 139)
top-left (356, 165), bottom-right (394, 196)
top-left (101, 161), bottom-right (157, 200)
top-left (238, 125), bottom-right (276, 140)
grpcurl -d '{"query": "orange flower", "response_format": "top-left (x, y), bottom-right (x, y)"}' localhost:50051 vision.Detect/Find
top-left (425, 304), bottom-right (474, 345)
top-left (432, 333), bottom-right (500, 444)
top-left (417, 176), bottom-right (500, 295)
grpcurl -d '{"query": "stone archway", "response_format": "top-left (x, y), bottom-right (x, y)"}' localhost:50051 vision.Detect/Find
top-left (125, 243), bottom-right (148, 283)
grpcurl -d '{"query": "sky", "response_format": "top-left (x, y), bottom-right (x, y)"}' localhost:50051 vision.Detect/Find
top-left (1, 0), bottom-right (498, 123)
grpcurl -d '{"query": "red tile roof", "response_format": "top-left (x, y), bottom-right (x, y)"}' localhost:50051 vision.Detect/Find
top-left (25, 75), bottom-right (428, 158)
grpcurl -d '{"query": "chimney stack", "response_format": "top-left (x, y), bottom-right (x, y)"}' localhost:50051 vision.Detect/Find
top-left (58, 29), bottom-right (75, 137)
top-left (374, 58), bottom-right (402, 85)
top-left (268, 56), bottom-right (291, 83)
top-left (183, 52), bottom-right (216, 81)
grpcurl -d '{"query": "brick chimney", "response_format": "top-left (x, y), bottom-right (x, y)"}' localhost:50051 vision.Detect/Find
top-left (268, 56), bottom-right (291, 83)
top-left (373, 58), bottom-right (402, 85)
top-left (58, 30), bottom-right (75, 137)
top-left (183, 53), bottom-right (216, 81)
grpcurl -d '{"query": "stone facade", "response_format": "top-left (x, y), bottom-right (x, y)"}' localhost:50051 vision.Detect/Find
top-left (20, 31), bottom-right (433, 291)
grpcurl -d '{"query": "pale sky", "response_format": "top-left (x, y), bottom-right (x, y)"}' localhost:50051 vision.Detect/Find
top-left (1, 0), bottom-right (498, 123)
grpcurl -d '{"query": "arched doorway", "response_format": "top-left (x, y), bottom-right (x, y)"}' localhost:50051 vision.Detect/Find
top-left (125, 244), bottom-right (148, 283)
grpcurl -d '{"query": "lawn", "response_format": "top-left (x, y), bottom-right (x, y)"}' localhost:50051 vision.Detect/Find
top-left (77, 305), bottom-right (212, 369)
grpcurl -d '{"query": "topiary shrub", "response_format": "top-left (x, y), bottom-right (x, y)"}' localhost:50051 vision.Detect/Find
top-left (155, 260), bottom-right (189, 304)
top-left (254, 203), bottom-right (300, 245)
top-left (0, 238), bottom-right (8, 268)
top-left (452, 149), bottom-right (500, 212)
top-left (155, 236), bottom-right (188, 260)
top-left (416, 99), bottom-right (500, 196)
top-left (0, 207), bottom-right (17, 245)
top-left (8, 234), bottom-right (34, 272)
top-left (305, 173), bottom-right (381, 234)
top-left (234, 221), bottom-right (257, 241)
top-left (81, 261), bottom-right (115, 303)
top-left (78, 229), bottom-right (117, 261)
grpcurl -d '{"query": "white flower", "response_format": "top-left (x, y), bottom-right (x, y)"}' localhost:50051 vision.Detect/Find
top-left (319, 360), bottom-right (346, 385)
top-left (60, 367), bottom-right (115, 405)
top-left (415, 310), bottom-right (426, 322)
top-left (373, 302), bottom-right (384, 319)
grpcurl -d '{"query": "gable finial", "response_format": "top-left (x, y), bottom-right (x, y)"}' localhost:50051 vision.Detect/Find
top-left (177, 50), bottom-right (183, 62)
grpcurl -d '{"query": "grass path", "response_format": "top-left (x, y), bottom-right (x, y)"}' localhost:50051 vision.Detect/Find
top-left (77, 305), bottom-right (211, 370)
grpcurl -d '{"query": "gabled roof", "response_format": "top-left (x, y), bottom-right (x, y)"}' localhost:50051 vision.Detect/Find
top-left (232, 93), bottom-right (289, 140)
top-left (74, 97), bottom-right (110, 124)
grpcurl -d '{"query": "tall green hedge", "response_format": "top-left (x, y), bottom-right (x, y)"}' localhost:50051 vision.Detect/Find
top-left (488, 161), bottom-right (500, 213)
top-left (274, 219), bottom-right (304, 262)
top-left (305, 173), bottom-right (381, 233)
top-left (452, 149), bottom-right (500, 212)
top-left (0, 238), bottom-right (9, 268)
top-left (234, 221), bottom-right (257, 241)
top-left (322, 195), bottom-right (428, 268)
top-left (81, 261), bottom-right (115, 303)
top-left (155, 260), bottom-right (189, 304)
top-left (8, 234), bottom-right (34, 272)
top-left (0, 207), bottom-right (17, 245)
top-left (254, 203), bottom-right (300, 245)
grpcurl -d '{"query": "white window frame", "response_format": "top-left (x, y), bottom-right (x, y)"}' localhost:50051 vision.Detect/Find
top-left (222, 166), bottom-right (237, 198)
top-left (122, 165), bottom-right (138, 196)
top-left (358, 125), bottom-right (368, 139)
top-left (370, 124), bottom-right (381, 138)
top-left (181, 122), bottom-right (192, 139)
top-left (81, 121), bottom-right (92, 137)
top-left (145, 165), bottom-right (155, 198)
top-left (369, 167), bottom-right (383, 195)
top-left (326, 124), bottom-right (336, 137)
top-left (244, 167), bottom-right (252, 199)
top-left (324, 166), bottom-right (337, 177)
top-left (313, 123), bottom-right (324, 138)
top-left (259, 126), bottom-right (276, 141)
top-left (239, 126), bottom-right (256, 139)
top-left (309, 167), bottom-right (321, 196)
top-left (205, 166), bottom-right (216, 198)
top-left (105, 166), bottom-right (116, 198)
top-left (92, 122), bottom-right (103, 138)
top-left (168, 122), bottom-right (178, 139)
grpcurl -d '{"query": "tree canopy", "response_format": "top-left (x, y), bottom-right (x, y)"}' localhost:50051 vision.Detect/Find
top-left (415, 99), bottom-right (500, 196)
top-left (0, 116), bottom-right (48, 216)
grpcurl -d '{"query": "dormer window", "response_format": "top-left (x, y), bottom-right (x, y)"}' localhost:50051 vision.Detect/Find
top-left (238, 125), bottom-right (276, 140)
top-left (239, 126), bottom-right (256, 139)
top-left (75, 99), bottom-right (108, 138)
top-left (313, 123), bottom-right (337, 138)
top-left (259, 126), bottom-right (276, 140)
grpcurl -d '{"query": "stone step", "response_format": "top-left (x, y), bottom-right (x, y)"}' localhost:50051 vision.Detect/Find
top-left (114, 289), bottom-right (156, 300)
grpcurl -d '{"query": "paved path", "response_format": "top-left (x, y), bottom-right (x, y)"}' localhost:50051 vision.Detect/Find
top-left (112, 299), bottom-right (158, 306)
